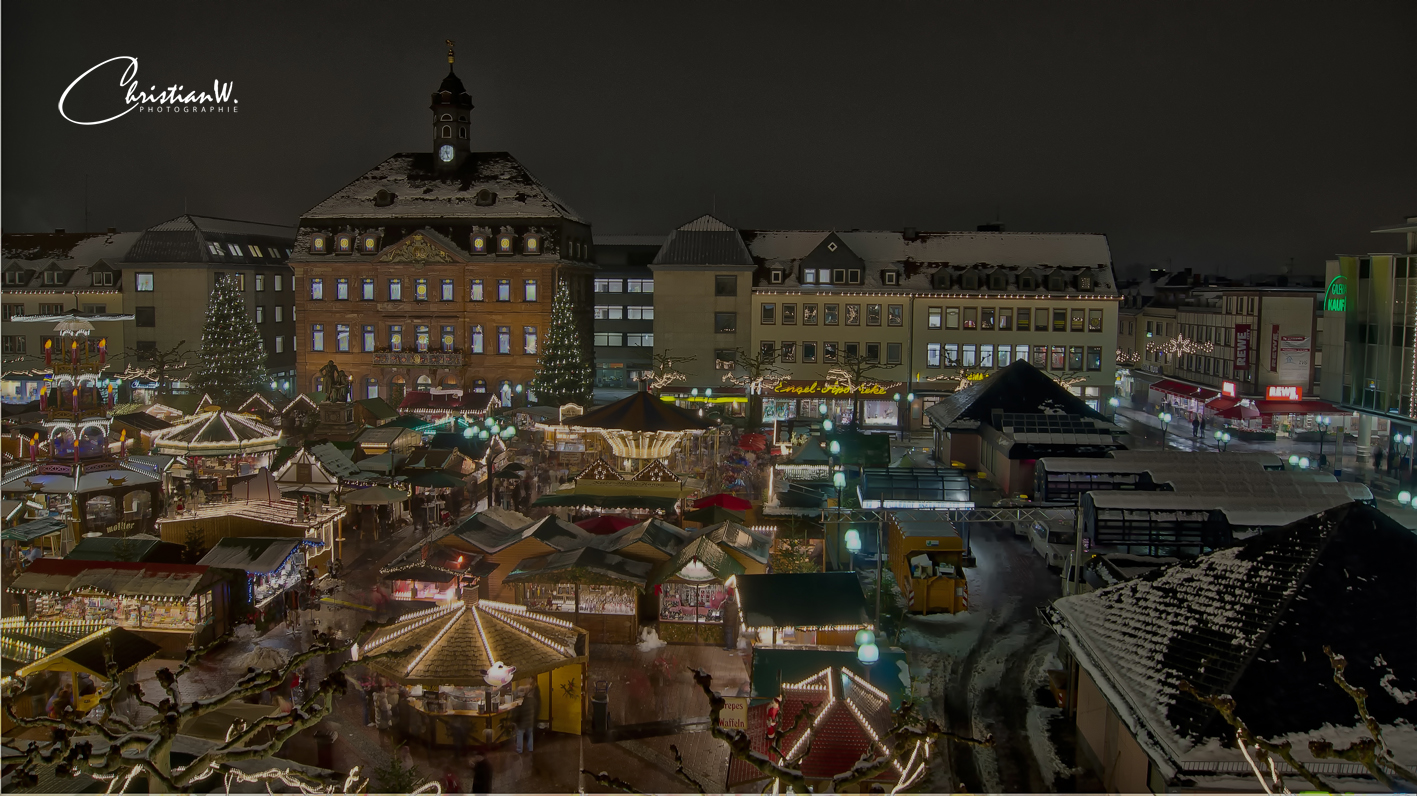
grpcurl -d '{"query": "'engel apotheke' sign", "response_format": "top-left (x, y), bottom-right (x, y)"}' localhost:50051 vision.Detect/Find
top-left (1266, 385), bottom-right (1304, 401)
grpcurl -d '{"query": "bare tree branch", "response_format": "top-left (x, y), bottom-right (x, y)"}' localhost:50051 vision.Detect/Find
top-left (668, 744), bottom-right (709, 794)
top-left (1179, 679), bottom-right (1332, 792)
top-left (579, 769), bottom-right (647, 794)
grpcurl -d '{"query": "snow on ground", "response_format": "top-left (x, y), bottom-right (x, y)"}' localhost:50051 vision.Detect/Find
top-left (967, 627), bottom-right (1032, 794)
top-left (1024, 645), bottom-right (1067, 789)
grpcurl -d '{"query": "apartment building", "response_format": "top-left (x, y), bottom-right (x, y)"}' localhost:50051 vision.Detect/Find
top-left (591, 235), bottom-right (662, 399)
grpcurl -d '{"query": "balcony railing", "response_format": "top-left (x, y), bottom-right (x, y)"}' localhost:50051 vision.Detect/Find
top-left (371, 351), bottom-right (463, 367)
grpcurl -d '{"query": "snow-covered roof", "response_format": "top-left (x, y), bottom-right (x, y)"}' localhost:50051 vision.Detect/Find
top-left (1, 231), bottom-right (141, 264)
top-left (123, 214), bottom-right (295, 265)
top-left (1085, 480), bottom-right (1363, 527)
top-left (150, 410), bottom-right (280, 457)
top-left (1046, 503), bottom-right (1417, 782)
top-left (298, 151), bottom-right (586, 224)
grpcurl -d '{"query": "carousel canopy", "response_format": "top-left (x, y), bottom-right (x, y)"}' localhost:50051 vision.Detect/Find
top-left (0, 620), bottom-right (160, 679)
top-left (197, 537), bottom-right (302, 574)
top-left (503, 546), bottom-right (653, 588)
top-left (360, 597), bottom-right (587, 686)
top-left (562, 392), bottom-right (712, 432)
top-left (151, 410), bottom-right (280, 457)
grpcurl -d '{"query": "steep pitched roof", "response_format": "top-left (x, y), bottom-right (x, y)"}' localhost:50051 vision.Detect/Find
top-left (123, 215), bottom-right (294, 264)
top-left (299, 152), bottom-right (585, 224)
top-left (1045, 503), bottom-right (1417, 779)
top-left (924, 359), bottom-right (1113, 429)
top-left (652, 214), bottom-right (755, 266)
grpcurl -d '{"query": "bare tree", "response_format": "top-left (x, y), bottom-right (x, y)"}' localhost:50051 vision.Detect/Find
top-left (721, 347), bottom-right (790, 428)
top-left (1181, 646), bottom-right (1417, 794)
top-left (117, 340), bottom-right (194, 399)
top-left (583, 668), bottom-right (992, 794)
top-left (642, 349), bottom-right (697, 394)
top-left (826, 351), bottom-right (891, 428)
top-left (1, 623), bottom-right (421, 794)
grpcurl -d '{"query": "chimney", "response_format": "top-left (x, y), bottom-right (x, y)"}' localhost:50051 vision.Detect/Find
top-left (902, 227), bottom-right (919, 241)
top-left (54, 228), bottom-right (66, 234)
top-left (106, 227), bottom-right (118, 234)
top-left (461, 578), bottom-right (481, 606)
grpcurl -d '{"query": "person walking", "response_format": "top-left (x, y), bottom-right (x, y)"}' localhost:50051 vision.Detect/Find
top-left (373, 688), bottom-right (393, 745)
top-left (1373, 445), bottom-right (1385, 474)
top-left (511, 686), bottom-right (538, 754)
top-left (1191, 416), bottom-right (1200, 438)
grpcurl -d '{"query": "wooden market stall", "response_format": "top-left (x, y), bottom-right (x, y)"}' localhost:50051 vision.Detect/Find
top-left (196, 537), bottom-right (307, 626)
top-left (359, 587), bottom-right (589, 745)
top-left (648, 535), bottom-right (746, 645)
top-left (7, 559), bottom-right (231, 650)
top-left (152, 408), bottom-right (282, 494)
top-left (0, 619), bottom-right (161, 732)
top-left (731, 572), bottom-right (871, 648)
top-left (155, 499), bottom-right (345, 576)
top-left (503, 546), bottom-right (651, 644)
top-left (887, 516), bottom-right (968, 614)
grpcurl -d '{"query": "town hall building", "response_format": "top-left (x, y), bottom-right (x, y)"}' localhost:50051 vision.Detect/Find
top-left (289, 45), bottom-right (595, 407)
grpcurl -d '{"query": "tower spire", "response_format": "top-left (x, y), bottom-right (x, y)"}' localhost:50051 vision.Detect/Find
top-left (446, 39), bottom-right (455, 66)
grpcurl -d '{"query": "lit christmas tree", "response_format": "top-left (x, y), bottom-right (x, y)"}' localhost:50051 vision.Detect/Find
top-left (530, 277), bottom-right (592, 406)
top-left (193, 275), bottom-right (267, 406)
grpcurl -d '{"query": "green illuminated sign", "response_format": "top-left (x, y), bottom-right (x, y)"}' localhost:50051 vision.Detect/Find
top-left (1325, 275), bottom-right (1347, 312)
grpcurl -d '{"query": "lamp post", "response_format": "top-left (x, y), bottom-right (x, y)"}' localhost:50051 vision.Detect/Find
top-left (856, 633), bottom-right (880, 685)
top-left (1316, 415), bottom-right (1332, 470)
top-left (1212, 430), bottom-right (1231, 452)
top-left (1108, 396), bottom-right (1120, 421)
top-left (1399, 490), bottom-right (1412, 507)
top-left (1158, 410), bottom-right (1173, 449)
top-left (844, 527), bottom-right (861, 571)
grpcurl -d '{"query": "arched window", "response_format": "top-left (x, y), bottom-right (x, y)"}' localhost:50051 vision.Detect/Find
top-left (440, 375), bottom-right (459, 389)
top-left (416, 375), bottom-right (432, 392)
top-left (441, 125), bottom-right (451, 138)
top-left (473, 379), bottom-right (487, 393)
top-left (440, 114), bottom-right (453, 121)
top-left (499, 381), bottom-right (513, 405)
top-left (459, 127), bottom-right (467, 140)
top-left (390, 375), bottom-right (406, 404)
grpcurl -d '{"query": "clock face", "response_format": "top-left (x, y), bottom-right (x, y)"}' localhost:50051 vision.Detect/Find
top-left (439, 144), bottom-right (455, 162)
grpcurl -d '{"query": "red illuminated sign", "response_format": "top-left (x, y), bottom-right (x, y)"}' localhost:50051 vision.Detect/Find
top-left (1234, 324), bottom-right (1252, 370)
top-left (1266, 385), bottom-right (1303, 401)
top-left (1221, 381), bottom-right (1238, 398)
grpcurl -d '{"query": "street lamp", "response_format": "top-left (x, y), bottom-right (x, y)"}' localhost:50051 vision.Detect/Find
top-left (1299, 457), bottom-right (1310, 470)
top-left (1108, 396), bottom-right (1120, 420)
top-left (844, 527), bottom-right (862, 570)
top-left (1403, 435), bottom-right (1415, 490)
top-left (1158, 410), bottom-right (1173, 449)
top-left (1399, 491), bottom-right (1412, 506)
top-left (822, 419), bottom-right (834, 433)
top-left (829, 440), bottom-right (841, 457)
top-left (1316, 416), bottom-right (1332, 469)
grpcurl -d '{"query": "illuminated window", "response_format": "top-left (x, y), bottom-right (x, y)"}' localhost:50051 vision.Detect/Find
top-left (228, 243), bottom-right (242, 256)
top-left (497, 280), bottom-right (511, 301)
top-left (248, 245), bottom-right (262, 257)
top-left (524, 326), bottom-right (538, 354)
top-left (498, 234), bottom-right (514, 254)
top-left (389, 325), bottom-right (402, 352)
top-left (627, 279), bottom-right (654, 293)
top-left (388, 279), bottom-right (402, 301)
top-left (470, 279), bottom-right (484, 301)
top-left (414, 278), bottom-right (428, 301)
top-left (888, 304), bottom-right (903, 326)
top-left (310, 278), bottom-right (323, 300)
top-left (361, 278), bottom-right (374, 300)
top-left (441, 325), bottom-right (455, 351)
top-left (335, 278), bottom-right (349, 300)
top-left (780, 342), bottom-right (796, 362)
top-left (274, 306), bottom-right (283, 322)
top-left (927, 343), bottom-right (942, 368)
top-left (761, 304), bottom-right (776, 324)
top-left (524, 280), bottom-right (538, 301)
top-left (945, 307), bottom-right (959, 329)
top-left (979, 344), bottom-right (993, 368)
top-left (441, 279), bottom-right (454, 301)
top-left (274, 274), bottom-right (282, 291)
top-left (1088, 309), bottom-right (1104, 332)
top-left (867, 304), bottom-right (881, 326)
top-left (136, 273), bottom-right (154, 292)
top-left (415, 325), bottom-right (430, 352)
top-left (311, 235), bottom-right (327, 254)
top-left (497, 326), bottom-right (511, 354)
top-left (471, 233), bottom-right (488, 254)
top-left (362, 325), bottom-right (375, 351)
top-left (311, 324), bottom-right (325, 351)
top-left (470, 325), bottom-right (484, 353)
top-left (336, 324), bottom-right (350, 352)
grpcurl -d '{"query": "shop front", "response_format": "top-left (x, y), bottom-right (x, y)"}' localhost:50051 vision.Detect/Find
top-left (650, 537), bottom-right (746, 645)
top-left (762, 380), bottom-right (907, 436)
top-left (503, 542), bottom-right (651, 644)
top-left (196, 537), bottom-right (306, 626)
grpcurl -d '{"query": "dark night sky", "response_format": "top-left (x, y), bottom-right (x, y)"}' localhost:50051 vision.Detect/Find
top-left (3, 1), bottom-right (1413, 276)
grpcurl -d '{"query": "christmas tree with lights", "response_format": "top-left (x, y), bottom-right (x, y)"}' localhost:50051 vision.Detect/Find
top-left (193, 275), bottom-right (267, 406)
top-left (530, 277), bottom-right (592, 406)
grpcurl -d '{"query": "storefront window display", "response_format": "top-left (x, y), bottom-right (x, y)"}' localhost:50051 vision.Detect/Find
top-left (862, 400), bottom-right (899, 427)
top-left (659, 582), bottom-right (727, 623)
top-left (252, 553), bottom-right (304, 608)
top-left (391, 579), bottom-right (459, 602)
top-left (524, 583), bottom-right (635, 615)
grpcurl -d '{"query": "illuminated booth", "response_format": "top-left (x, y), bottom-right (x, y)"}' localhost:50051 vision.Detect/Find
top-left (196, 537), bottom-right (306, 624)
top-left (358, 586), bottom-right (589, 745)
top-left (504, 546), bottom-right (650, 643)
top-left (650, 536), bottom-right (746, 644)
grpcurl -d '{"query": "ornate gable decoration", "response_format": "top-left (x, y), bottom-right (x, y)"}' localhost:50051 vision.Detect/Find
top-left (633, 460), bottom-right (678, 483)
top-left (376, 232), bottom-right (461, 264)
top-left (576, 458), bottom-right (622, 481)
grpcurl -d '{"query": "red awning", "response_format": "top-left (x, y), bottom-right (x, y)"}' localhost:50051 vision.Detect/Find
top-left (1253, 400), bottom-right (1339, 415)
top-left (1150, 379), bottom-right (1220, 402)
top-left (1206, 397), bottom-right (1240, 411)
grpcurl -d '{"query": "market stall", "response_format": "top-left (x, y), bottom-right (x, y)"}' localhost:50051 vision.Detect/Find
top-left (649, 537), bottom-right (746, 645)
top-left (7, 559), bottom-right (231, 649)
top-left (358, 587), bottom-right (589, 746)
top-left (196, 537), bottom-right (306, 626)
top-left (0, 619), bottom-right (161, 730)
top-left (155, 499), bottom-right (344, 576)
top-left (503, 546), bottom-right (650, 643)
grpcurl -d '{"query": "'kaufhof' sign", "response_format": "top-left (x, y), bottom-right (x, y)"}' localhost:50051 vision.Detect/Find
top-left (1325, 275), bottom-right (1348, 312)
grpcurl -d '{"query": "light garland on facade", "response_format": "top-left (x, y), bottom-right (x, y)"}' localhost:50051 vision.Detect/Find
top-left (753, 290), bottom-right (1122, 301)
top-left (1145, 334), bottom-right (1214, 357)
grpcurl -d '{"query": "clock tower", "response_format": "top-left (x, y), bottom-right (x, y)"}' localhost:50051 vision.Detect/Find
top-left (431, 40), bottom-right (474, 175)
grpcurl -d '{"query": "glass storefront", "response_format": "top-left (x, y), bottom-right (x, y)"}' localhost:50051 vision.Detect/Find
top-left (659, 581), bottom-right (727, 623)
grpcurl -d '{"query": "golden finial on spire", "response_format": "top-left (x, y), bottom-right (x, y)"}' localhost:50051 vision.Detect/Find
top-left (446, 39), bottom-right (455, 65)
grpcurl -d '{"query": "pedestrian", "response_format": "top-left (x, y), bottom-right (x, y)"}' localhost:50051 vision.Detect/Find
top-left (449, 717), bottom-right (470, 759)
top-left (511, 686), bottom-right (537, 754)
top-left (360, 675), bottom-right (375, 727)
top-left (471, 753), bottom-right (493, 795)
top-left (373, 688), bottom-right (393, 744)
top-left (1373, 446), bottom-right (1385, 473)
top-left (721, 590), bottom-right (739, 651)
top-left (1191, 417), bottom-right (1199, 437)
top-left (442, 770), bottom-right (462, 794)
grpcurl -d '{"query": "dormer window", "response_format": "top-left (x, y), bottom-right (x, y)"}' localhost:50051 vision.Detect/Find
top-left (335, 233), bottom-right (355, 254)
top-left (988, 272), bottom-right (1007, 290)
top-left (470, 231), bottom-right (489, 254)
top-left (1077, 274), bottom-right (1094, 291)
top-left (92, 271), bottom-right (113, 286)
top-left (832, 269), bottom-right (846, 283)
top-left (522, 233), bottom-right (542, 255)
top-left (497, 232), bottom-right (514, 254)
top-left (883, 270), bottom-right (899, 286)
top-left (311, 234), bottom-right (329, 254)
top-left (361, 234), bottom-right (381, 254)
top-left (1019, 274), bottom-right (1037, 291)
top-left (227, 243), bottom-right (242, 257)
top-left (848, 269), bottom-right (861, 284)
top-left (770, 270), bottom-right (784, 284)
top-left (248, 245), bottom-right (263, 258)
top-left (43, 269), bottom-right (65, 286)
top-left (802, 269), bottom-right (816, 285)
top-left (961, 271), bottom-right (980, 290)
top-left (1048, 275), bottom-right (1066, 292)
top-left (207, 242), bottom-right (223, 256)
top-left (3, 270), bottom-right (23, 285)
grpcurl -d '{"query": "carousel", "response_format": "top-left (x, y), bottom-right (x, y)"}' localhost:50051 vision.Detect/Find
top-left (0, 317), bottom-right (163, 543)
top-left (358, 582), bottom-right (589, 745)
top-left (152, 408), bottom-right (281, 494)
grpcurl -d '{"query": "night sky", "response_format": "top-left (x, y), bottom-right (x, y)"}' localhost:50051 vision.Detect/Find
top-left (3, 1), bottom-right (1413, 276)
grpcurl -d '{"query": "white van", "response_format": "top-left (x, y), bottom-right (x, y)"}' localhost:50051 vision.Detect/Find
top-left (1030, 519), bottom-right (1076, 569)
